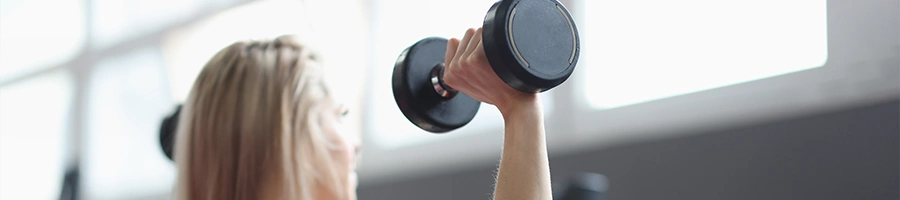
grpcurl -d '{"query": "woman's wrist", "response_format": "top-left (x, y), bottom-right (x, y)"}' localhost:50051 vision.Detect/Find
top-left (493, 91), bottom-right (552, 200)
top-left (497, 92), bottom-right (541, 122)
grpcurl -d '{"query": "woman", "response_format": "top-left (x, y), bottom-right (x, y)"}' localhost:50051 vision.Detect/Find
top-left (172, 28), bottom-right (550, 200)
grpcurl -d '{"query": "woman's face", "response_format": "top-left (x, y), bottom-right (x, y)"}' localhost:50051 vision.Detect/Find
top-left (319, 100), bottom-right (361, 200)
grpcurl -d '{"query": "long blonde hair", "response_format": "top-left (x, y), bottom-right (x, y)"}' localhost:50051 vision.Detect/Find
top-left (172, 35), bottom-right (346, 200)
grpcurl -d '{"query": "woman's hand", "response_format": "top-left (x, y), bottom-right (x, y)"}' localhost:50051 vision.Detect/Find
top-left (442, 27), bottom-right (538, 115)
top-left (443, 27), bottom-right (552, 200)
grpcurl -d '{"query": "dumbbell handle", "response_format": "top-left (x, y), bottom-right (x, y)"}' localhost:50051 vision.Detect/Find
top-left (430, 63), bottom-right (458, 99)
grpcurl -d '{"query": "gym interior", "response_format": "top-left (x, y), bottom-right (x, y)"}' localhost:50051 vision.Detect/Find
top-left (0, 0), bottom-right (897, 199)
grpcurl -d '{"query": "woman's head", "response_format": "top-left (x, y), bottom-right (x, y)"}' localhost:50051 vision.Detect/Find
top-left (173, 35), bottom-right (360, 200)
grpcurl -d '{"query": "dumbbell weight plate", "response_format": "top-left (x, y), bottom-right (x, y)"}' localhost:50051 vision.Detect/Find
top-left (159, 104), bottom-right (181, 161)
top-left (392, 37), bottom-right (481, 133)
top-left (484, 0), bottom-right (580, 93)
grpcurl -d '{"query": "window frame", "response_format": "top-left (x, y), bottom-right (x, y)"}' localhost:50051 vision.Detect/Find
top-left (0, 0), bottom-right (259, 199)
top-left (565, 0), bottom-right (899, 153)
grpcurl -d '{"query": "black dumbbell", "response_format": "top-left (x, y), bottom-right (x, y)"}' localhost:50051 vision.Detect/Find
top-left (557, 172), bottom-right (609, 200)
top-left (392, 0), bottom-right (580, 133)
top-left (159, 104), bottom-right (181, 161)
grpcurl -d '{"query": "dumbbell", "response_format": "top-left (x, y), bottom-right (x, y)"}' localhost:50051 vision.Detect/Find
top-left (159, 104), bottom-right (181, 161)
top-left (557, 172), bottom-right (609, 200)
top-left (392, 0), bottom-right (580, 133)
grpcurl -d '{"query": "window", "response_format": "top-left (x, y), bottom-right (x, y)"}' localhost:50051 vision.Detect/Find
top-left (581, 0), bottom-right (828, 109)
top-left (0, 70), bottom-right (73, 200)
top-left (89, 0), bottom-right (239, 49)
top-left (368, 0), bottom-right (555, 148)
top-left (82, 46), bottom-right (175, 200)
top-left (161, 0), bottom-right (314, 102)
top-left (0, 0), bottom-right (85, 83)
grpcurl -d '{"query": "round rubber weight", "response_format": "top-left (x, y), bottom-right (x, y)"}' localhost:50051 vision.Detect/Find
top-left (392, 37), bottom-right (480, 133)
top-left (484, 0), bottom-right (580, 93)
top-left (159, 104), bottom-right (181, 161)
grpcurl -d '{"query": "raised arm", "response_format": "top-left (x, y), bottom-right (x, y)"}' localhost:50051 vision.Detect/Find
top-left (443, 27), bottom-right (553, 200)
top-left (494, 94), bottom-right (551, 200)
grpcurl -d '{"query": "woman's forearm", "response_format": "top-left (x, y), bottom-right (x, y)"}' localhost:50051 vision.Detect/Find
top-left (492, 94), bottom-right (552, 200)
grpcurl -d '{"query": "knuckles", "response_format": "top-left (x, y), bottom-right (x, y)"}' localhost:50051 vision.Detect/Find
top-left (459, 58), bottom-right (473, 69)
top-left (443, 65), bottom-right (459, 85)
top-left (465, 56), bottom-right (481, 67)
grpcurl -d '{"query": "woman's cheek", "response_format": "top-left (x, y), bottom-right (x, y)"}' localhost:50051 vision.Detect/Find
top-left (327, 119), bottom-right (357, 172)
top-left (331, 122), bottom-right (357, 164)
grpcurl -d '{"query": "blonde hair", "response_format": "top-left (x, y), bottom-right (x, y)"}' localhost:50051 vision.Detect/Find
top-left (172, 35), bottom-right (346, 200)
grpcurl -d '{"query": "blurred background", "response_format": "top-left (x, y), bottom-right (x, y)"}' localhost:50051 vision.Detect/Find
top-left (0, 0), bottom-right (897, 199)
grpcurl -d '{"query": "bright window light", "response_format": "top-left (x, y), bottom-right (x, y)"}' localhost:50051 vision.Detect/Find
top-left (0, 0), bottom-right (85, 83)
top-left (83, 46), bottom-right (175, 200)
top-left (90, 0), bottom-right (235, 49)
top-left (582, 0), bottom-right (828, 109)
top-left (161, 0), bottom-right (314, 102)
top-left (0, 70), bottom-right (72, 200)
top-left (369, 0), bottom-right (554, 148)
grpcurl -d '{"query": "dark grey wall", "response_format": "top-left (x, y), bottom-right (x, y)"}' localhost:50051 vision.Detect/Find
top-left (357, 99), bottom-right (899, 200)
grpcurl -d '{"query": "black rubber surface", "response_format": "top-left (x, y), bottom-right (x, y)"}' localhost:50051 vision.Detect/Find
top-left (483, 0), bottom-right (580, 93)
top-left (392, 37), bottom-right (480, 133)
top-left (159, 104), bottom-right (180, 161)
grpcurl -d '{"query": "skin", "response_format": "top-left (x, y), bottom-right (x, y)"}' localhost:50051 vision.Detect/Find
top-left (318, 101), bottom-right (361, 200)
top-left (443, 27), bottom-right (552, 200)
top-left (317, 27), bottom-right (550, 200)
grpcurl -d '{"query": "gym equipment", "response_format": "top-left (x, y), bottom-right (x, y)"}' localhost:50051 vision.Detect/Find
top-left (159, 105), bottom-right (181, 161)
top-left (557, 172), bottom-right (609, 200)
top-left (392, 0), bottom-right (580, 133)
